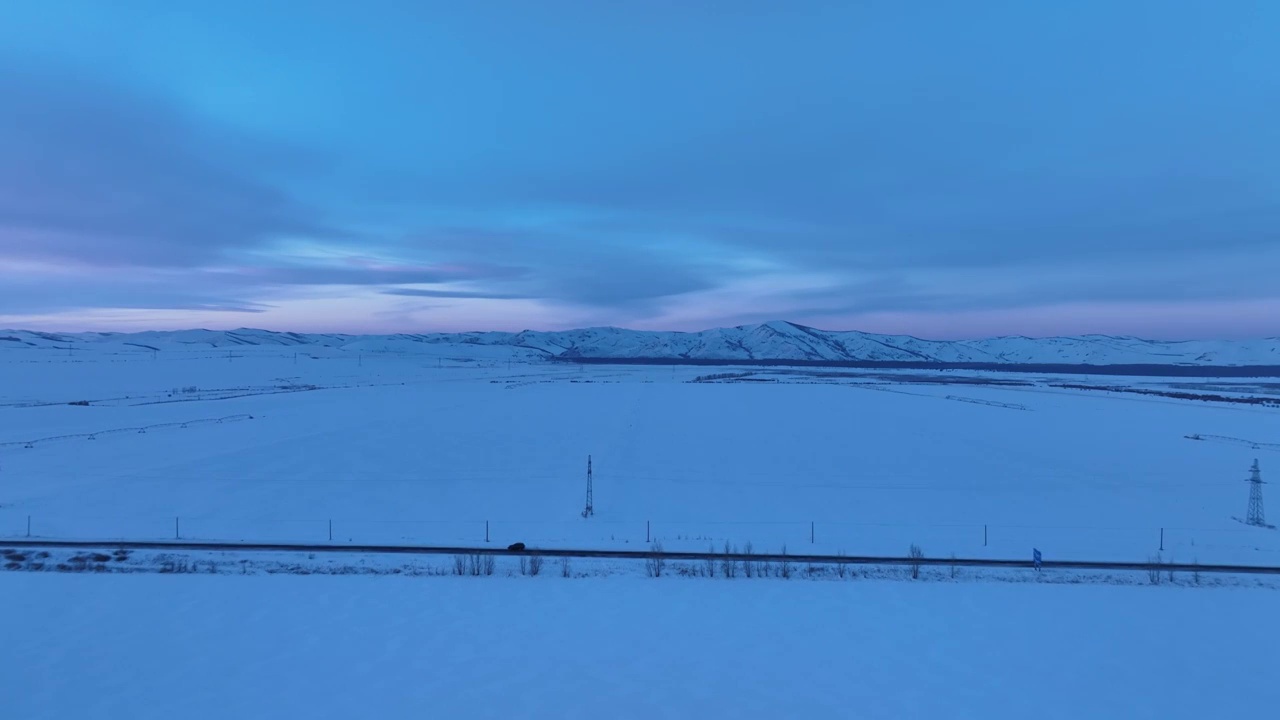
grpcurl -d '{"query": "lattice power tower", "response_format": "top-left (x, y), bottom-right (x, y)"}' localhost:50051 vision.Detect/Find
top-left (581, 455), bottom-right (594, 518)
top-left (1246, 459), bottom-right (1266, 527)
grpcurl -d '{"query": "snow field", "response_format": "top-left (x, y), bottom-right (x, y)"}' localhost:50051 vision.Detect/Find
top-left (2, 571), bottom-right (1277, 720)
top-left (1, 350), bottom-right (1277, 565)
top-left (3, 347), bottom-right (1278, 718)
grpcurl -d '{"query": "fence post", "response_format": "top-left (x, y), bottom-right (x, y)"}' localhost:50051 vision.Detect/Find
top-left (984, 524), bottom-right (987, 547)
top-left (328, 519), bottom-right (333, 542)
top-left (175, 516), bottom-right (180, 540)
top-left (810, 521), bottom-right (815, 544)
top-left (1159, 527), bottom-right (1164, 552)
top-left (485, 520), bottom-right (489, 543)
top-left (646, 520), bottom-right (650, 543)
top-left (27, 515), bottom-right (31, 538)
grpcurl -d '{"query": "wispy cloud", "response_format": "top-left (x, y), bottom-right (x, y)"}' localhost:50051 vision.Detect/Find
top-left (0, 62), bottom-right (332, 270)
top-left (2, 1), bottom-right (1278, 338)
top-left (382, 288), bottom-right (531, 300)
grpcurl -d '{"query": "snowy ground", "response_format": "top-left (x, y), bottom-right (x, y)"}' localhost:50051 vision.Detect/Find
top-left (3, 342), bottom-right (1279, 718)
top-left (4, 571), bottom-right (1277, 720)
top-left (1, 346), bottom-right (1278, 565)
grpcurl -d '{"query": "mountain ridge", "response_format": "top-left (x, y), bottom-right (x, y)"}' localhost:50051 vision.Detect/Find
top-left (2, 321), bottom-right (1278, 366)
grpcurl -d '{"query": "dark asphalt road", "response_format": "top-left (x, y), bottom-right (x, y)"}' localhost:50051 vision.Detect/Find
top-left (3, 538), bottom-right (1278, 575)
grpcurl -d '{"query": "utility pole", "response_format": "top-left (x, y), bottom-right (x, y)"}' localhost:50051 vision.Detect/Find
top-left (581, 455), bottom-right (594, 518)
top-left (1246, 459), bottom-right (1267, 527)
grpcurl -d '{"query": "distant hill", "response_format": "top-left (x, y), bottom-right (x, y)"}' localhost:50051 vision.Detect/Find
top-left (3, 321), bottom-right (1278, 366)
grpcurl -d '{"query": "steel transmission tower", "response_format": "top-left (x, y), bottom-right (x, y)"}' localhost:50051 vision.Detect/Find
top-left (1246, 459), bottom-right (1266, 527)
top-left (581, 455), bottom-right (594, 518)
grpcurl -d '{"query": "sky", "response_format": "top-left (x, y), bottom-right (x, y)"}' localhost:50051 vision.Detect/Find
top-left (0, 1), bottom-right (1277, 339)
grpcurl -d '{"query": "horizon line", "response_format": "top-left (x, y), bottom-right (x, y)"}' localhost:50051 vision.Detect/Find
top-left (3, 321), bottom-right (1277, 345)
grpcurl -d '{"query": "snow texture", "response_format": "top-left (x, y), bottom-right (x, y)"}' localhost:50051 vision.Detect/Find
top-left (3, 572), bottom-right (1277, 720)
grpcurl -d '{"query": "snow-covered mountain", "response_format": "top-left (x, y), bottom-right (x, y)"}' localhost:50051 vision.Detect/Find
top-left (2, 321), bottom-right (1278, 365)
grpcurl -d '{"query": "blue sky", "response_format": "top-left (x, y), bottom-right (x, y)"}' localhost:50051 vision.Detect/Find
top-left (1, 1), bottom-right (1276, 338)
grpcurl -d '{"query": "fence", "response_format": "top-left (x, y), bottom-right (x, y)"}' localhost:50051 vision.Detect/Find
top-left (1, 510), bottom-right (1274, 565)
top-left (0, 415), bottom-right (254, 449)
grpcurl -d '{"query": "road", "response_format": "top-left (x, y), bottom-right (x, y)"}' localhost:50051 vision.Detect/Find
top-left (3, 538), bottom-right (1279, 575)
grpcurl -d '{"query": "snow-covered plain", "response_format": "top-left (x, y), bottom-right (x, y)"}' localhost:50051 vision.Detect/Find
top-left (3, 338), bottom-right (1280, 719)
top-left (1, 342), bottom-right (1277, 565)
top-left (4, 572), bottom-right (1278, 720)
